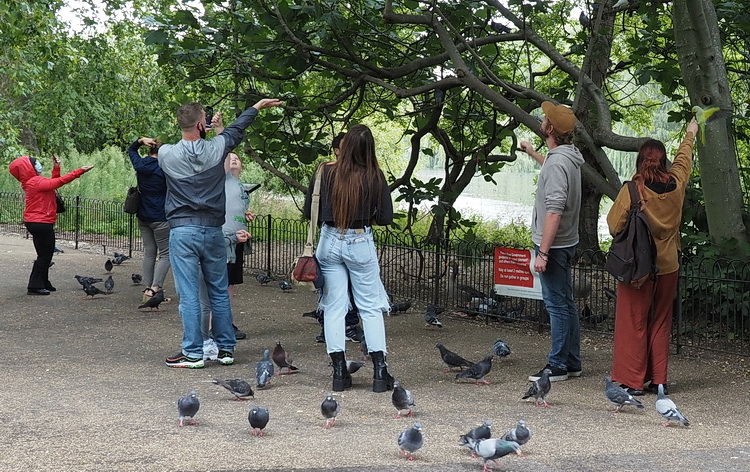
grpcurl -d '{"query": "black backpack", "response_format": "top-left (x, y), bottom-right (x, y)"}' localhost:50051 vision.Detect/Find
top-left (605, 181), bottom-right (658, 289)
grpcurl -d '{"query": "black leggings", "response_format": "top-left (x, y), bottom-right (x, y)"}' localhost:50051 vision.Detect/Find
top-left (25, 222), bottom-right (55, 290)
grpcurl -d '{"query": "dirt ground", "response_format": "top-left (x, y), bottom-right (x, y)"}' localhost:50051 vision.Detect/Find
top-left (1, 232), bottom-right (749, 472)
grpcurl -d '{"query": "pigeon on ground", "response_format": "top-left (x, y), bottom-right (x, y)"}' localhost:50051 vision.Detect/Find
top-left (397, 422), bottom-right (424, 460)
top-left (458, 420), bottom-right (492, 453)
top-left (104, 259), bottom-right (113, 273)
top-left (389, 300), bottom-right (412, 314)
top-left (359, 329), bottom-right (370, 360)
top-left (302, 309), bottom-right (319, 319)
top-left (604, 376), bottom-right (644, 412)
top-left (75, 275), bottom-right (102, 288)
top-left (580, 303), bottom-right (609, 325)
top-left (491, 338), bottom-right (511, 358)
top-left (104, 275), bottom-right (114, 293)
top-left (502, 419), bottom-right (532, 447)
top-left (278, 279), bottom-right (293, 292)
top-left (177, 390), bottom-right (200, 427)
top-left (271, 341), bottom-right (299, 375)
top-left (392, 381), bottom-right (415, 418)
top-left (131, 273), bottom-right (142, 285)
top-left (138, 289), bottom-right (165, 311)
top-left (54, 246), bottom-right (64, 254)
top-left (113, 251), bottom-right (130, 261)
top-left (212, 379), bottom-right (254, 401)
top-left (345, 359), bottom-right (366, 375)
top-left (256, 273), bottom-right (273, 285)
top-left (471, 438), bottom-right (522, 471)
top-left (248, 406), bottom-right (269, 436)
top-left (456, 355), bottom-right (493, 385)
top-left (256, 349), bottom-right (275, 388)
top-left (655, 384), bottom-right (689, 427)
top-left (424, 304), bottom-right (443, 328)
top-left (112, 255), bottom-right (126, 265)
top-left (321, 393), bottom-right (340, 428)
top-left (83, 283), bottom-right (108, 299)
top-left (522, 368), bottom-right (552, 407)
top-left (435, 343), bottom-right (474, 372)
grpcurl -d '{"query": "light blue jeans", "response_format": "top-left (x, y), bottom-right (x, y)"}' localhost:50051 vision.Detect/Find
top-left (316, 224), bottom-right (390, 354)
top-left (170, 225), bottom-right (235, 357)
top-left (537, 245), bottom-right (581, 372)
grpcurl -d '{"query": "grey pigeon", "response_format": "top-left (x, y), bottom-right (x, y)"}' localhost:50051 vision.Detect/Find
top-left (424, 304), bottom-right (443, 328)
top-left (75, 275), bottom-right (102, 289)
top-left (131, 273), bottom-right (142, 285)
top-left (256, 273), bottom-right (273, 285)
top-left (113, 251), bottom-right (130, 261)
top-left (436, 342), bottom-right (474, 372)
top-left (458, 420), bottom-right (492, 453)
top-left (345, 359), bottom-right (366, 375)
top-left (502, 419), bottom-right (532, 447)
top-left (104, 275), bottom-right (114, 293)
top-left (256, 349), bottom-right (275, 388)
top-left (580, 303), bottom-right (609, 325)
top-left (104, 259), bottom-right (113, 273)
top-left (278, 279), bottom-right (293, 292)
top-left (390, 300), bottom-right (412, 314)
top-left (491, 338), bottom-right (511, 358)
top-left (271, 341), bottom-right (299, 374)
top-left (177, 390), bottom-right (200, 427)
top-left (604, 376), bottom-right (644, 412)
top-left (490, 21), bottom-right (511, 34)
top-left (579, 10), bottom-right (590, 28)
top-left (212, 379), bottom-right (254, 401)
top-left (472, 438), bottom-right (522, 470)
top-left (54, 246), bottom-right (64, 254)
top-left (392, 381), bottom-right (415, 418)
top-left (112, 255), bottom-right (126, 265)
top-left (522, 368), bottom-right (552, 407)
top-left (138, 289), bottom-right (165, 311)
top-left (321, 393), bottom-right (340, 428)
top-left (83, 283), bottom-right (108, 299)
top-left (397, 422), bottom-right (424, 460)
top-left (655, 384), bottom-right (689, 427)
top-left (248, 406), bottom-right (269, 436)
top-left (456, 355), bottom-right (493, 385)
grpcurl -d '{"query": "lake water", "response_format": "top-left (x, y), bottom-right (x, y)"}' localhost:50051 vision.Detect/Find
top-left (413, 169), bottom-right (612, 240)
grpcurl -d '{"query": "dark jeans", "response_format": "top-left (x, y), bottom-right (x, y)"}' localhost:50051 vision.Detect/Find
top-left (25, 222), bottom-right (55, 290)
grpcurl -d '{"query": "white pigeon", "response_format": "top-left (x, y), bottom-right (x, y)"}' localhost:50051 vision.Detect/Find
top-left (655, 384), bottom-right (690, 427)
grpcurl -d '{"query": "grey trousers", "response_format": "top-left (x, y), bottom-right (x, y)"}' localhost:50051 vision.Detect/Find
top-left (138, 219), bottom-right (171, 288)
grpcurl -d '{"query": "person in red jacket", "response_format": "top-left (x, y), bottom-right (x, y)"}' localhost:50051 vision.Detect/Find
top-left (9, 155), bottom-right (94, 295)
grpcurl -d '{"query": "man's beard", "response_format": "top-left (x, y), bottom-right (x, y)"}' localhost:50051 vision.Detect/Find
top-left (539, 125), bottom-right (549, 139)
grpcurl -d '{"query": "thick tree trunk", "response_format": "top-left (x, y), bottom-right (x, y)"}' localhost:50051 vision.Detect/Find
top-left (673, 0), bottom-right (748, 246)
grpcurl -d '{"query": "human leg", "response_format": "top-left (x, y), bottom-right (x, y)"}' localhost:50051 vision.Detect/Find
top-left (539, 245), bottom-right (578, 374)
top-left (200, 226), bottom-right (235, 357)
top-left (25, 222), bottom-right (55, 291)
top-left (138, 219), bottom-right (157, 287)
top-left (167, 226), bottom-right (204, 361)
top-left (151, 221), bottom-right (171, 288)
top-left (316, 225), bottom-right (349, 354)
top-left (647, 271), bottom-right (679, 385)
top-left (611, 279), bottom-right (653, 389)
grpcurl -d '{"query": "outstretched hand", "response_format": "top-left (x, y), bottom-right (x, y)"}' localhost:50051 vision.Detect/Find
top-left (686, 117), bottom-right (699, 137)
top-left (252, 98), bottom-right (283, 110)
top-left (81, 166), bottom-right (95, 173)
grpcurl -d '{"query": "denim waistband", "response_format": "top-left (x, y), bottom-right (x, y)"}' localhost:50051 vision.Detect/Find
top-left (321, 223), bottom-right (370, 235)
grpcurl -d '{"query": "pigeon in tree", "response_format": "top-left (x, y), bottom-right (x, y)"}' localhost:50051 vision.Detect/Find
top-left (522, 368), bottom-right (552, 407)
top-left (212, 379), bottom-right (254, 401)
top-left (248, 406), bottom-right (269, 436)
top-left (83, 283), bottom-right (108, 299)
top-left (655, 384), bottom-right (690, 427)
top-left (104, 275), bottom-right (114, 293)
top-left (604, 376), bottom-right (644, 413)
top-left (579, 10), bottom-right (590, 28)
top-left (458, 420), bottom-right (492, 454)
top-left (471, 438), bottom-right (522, 471)
top-left (435, 343), bottom-right (474, 372)
top-left (392, 381), bottom-right (415, 418)
top-left (255, 273), bottom-right (273, 285)
top-left (611, 0), bottom-right (630, 9)
top-left (345, 359), bottom-right (365, 375)
top-left (502, 419), bottom-right (532, 447)
top-left (456, 355), bottom-right (493, 385)
top-left (321, 393), bottom-right (340, 428)
top-left (397, 422), bottom-right (424, 460)
top-left (278, 279), bottom-right (293, 292)
top-left (177, 390), bottom-right (200, 427)
top-left (131, 273), bottom-right (142, 285)
top-left (256, 349), bottom-right (275, 388)
top-left (75, 275), bottom-right (102, 289)
top-left (490, 21), bottom-right (511, 34)
top-left (138, 289), bottom-right (165, 311)
top-left (104, 259), bottom-right (113, 273)
top-left (491, 338), bottom-right (511, 358)
top-left (424, 304), bottom-right (443, 328)
top-left (271, 341), bottom-right (299, 375)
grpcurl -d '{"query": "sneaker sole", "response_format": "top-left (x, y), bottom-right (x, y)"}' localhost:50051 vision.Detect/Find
top-left (218, 358), bottom-right (234, 365)
top-left (166, 362), bottom-right (204, 368)
top-left (528, 373), bottom-right (569, 382)
top-left (568, 370), bottom-right (582, 378)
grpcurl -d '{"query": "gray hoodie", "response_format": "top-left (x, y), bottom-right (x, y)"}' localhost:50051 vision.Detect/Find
top-left (531, 144), bottom-right (584, 248)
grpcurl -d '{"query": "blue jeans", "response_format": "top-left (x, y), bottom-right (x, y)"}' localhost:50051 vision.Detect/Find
top-left (537, 245), bottom-right (581, 372)
top-left (170, 226), bottom-right (235, 357)
top-left (316, 224), bottom-right (390, 354)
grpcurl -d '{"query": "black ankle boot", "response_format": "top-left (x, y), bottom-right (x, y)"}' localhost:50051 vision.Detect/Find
top-left (370, 350), bottom-right (394, 392)
top-left (329, 351), bottom-right (352, 392)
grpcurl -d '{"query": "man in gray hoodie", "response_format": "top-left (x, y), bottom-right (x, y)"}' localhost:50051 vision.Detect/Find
top-left (159, 98), bottom-right (281, 368)
top-left (519, 101), bottom-right (585, 382)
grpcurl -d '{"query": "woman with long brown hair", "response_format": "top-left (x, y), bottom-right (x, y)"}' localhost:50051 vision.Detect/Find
top-left (303, 124), bottom-right (394, 392)
top-left (607, 117), bottom-right (699, 395)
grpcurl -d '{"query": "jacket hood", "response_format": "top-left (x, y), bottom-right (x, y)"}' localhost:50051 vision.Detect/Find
top-left (8, 156), bottom-right (37, 184)
top-left (549, 144), bottom-right (585, 168)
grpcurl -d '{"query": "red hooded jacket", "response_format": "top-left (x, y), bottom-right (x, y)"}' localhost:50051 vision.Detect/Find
top-left (8, 156), bottom-right (86, 224)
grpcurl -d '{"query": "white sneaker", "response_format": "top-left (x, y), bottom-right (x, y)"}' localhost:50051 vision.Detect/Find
top-left (203, 338), bottom-right (219, 361)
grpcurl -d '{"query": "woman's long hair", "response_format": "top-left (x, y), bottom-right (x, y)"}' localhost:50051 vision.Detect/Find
top-left (633, 139), bottom-right (670, 202)
top-left (329, 124), bottom-right (383, 229)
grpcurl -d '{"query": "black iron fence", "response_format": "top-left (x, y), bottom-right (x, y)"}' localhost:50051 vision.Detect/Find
top-left (1, 191), bottom-right (747, 357)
